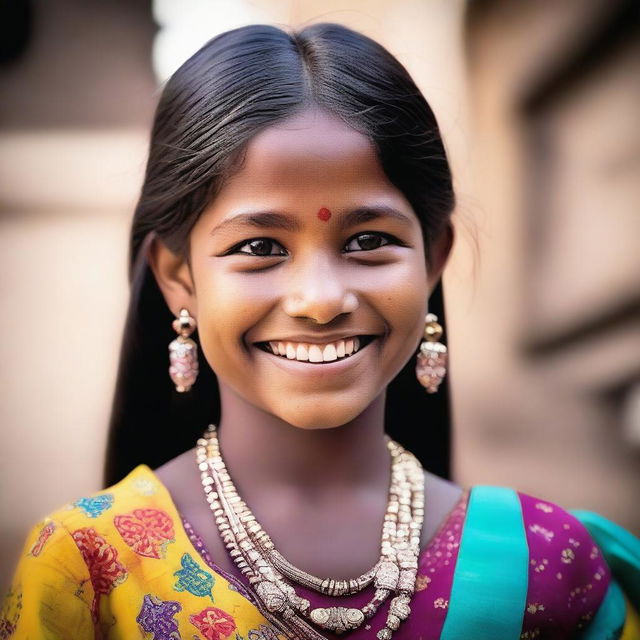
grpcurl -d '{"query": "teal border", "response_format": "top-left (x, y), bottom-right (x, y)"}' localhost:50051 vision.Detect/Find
top-left (571, 508), bottom-right (640, 638)
top-left (578, 580), bottom-right (625, 640)
top-left (440, 486), bottom-right (529, 640)
top-left (570, 509), bottom-right (640, 610)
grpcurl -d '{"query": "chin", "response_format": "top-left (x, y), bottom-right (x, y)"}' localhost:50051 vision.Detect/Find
top-left (273, 397), bottom-right (372, 431)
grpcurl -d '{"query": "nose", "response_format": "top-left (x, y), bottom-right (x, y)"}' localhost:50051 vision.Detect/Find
top-left (282, 254), bottom-right (358, 324)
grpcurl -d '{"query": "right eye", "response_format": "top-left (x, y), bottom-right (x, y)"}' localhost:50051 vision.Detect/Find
top-left (229, 238), bottom-right (288, 257)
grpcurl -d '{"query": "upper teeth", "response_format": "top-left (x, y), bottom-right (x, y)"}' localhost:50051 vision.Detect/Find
top-left (267, 337), bottom-right (361, 362)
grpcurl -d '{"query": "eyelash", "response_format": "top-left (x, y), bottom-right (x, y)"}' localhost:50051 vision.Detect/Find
top-left (227, 232), bottom-right (400, 257)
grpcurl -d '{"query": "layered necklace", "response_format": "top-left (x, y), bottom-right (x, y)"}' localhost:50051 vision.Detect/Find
top-left (196, 424), bottom-right (425, 640)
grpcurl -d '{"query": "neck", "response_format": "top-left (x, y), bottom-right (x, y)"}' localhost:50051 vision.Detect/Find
top-left (216, 384), bottom-right (390, 495)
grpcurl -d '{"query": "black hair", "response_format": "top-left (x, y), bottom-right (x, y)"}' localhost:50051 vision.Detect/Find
top-left (104, 22), bottom-right (455, 487)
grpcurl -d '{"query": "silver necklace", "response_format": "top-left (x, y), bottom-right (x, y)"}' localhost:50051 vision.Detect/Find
top-left (196, 424), bottom-right (425, 639)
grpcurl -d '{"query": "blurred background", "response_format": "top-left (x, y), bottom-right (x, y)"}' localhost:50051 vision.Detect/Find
top-left (1, 0), bottom-right (638, 591)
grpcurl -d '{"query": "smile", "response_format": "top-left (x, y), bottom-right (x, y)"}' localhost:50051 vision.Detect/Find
top-left (255, 336), bottom-right (378, 364)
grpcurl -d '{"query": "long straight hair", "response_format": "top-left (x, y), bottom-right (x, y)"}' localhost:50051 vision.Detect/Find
top-left (104, 23), bottom-right (455, 488)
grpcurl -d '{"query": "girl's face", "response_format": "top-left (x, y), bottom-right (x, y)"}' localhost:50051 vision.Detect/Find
top-left (152, 108), bottom-right (451, 429)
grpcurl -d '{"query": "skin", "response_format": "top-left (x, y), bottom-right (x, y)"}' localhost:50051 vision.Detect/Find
top-left (149, 108), bottom-right (461, 603)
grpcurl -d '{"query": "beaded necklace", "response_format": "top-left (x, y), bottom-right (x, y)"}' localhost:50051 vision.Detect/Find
top-left (196, 424), bottom-right (425, 639)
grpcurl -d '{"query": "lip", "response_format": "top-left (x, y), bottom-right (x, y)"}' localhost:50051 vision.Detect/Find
top-left (253, 335), bottom-right (380, 374)
top-left (253, 332), bottom-right (381, 345)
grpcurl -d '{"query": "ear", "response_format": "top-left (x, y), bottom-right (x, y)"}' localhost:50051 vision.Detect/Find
top-left (146, 233), bottom-right (198, 317)
top-left (426, 222), bottom-right (454, 295)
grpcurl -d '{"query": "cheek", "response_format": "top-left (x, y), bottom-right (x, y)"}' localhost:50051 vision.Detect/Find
top-left (191, 271), bottom-right (265, 365)
top-left (366, 258), bottom-right (427, 315)
top-left (375, 260), bottom-right (428, 351)
top-left (194, 264), bottom-right (268, 322)
top-left (385, 294), bottom-right (425, 350)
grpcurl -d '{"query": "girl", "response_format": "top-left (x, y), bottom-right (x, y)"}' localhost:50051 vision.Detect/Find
top-left (2, 22), bottom-right (638, 640)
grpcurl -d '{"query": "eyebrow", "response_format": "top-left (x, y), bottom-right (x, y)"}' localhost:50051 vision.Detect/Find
top-left (209, 205), bottom-right (415, 236)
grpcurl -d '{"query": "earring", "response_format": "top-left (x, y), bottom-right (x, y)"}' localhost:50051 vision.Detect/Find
top-left (169, 308), bottom-right (199, 392)
top-left (416, 313), bottom-right (447, 393)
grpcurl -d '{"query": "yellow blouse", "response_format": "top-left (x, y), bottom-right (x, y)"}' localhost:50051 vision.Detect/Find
top-left (2, 464), bottom-right (285, 640)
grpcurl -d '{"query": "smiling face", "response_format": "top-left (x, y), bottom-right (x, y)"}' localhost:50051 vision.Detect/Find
top-left (150, 108), bottom-right (451, 429)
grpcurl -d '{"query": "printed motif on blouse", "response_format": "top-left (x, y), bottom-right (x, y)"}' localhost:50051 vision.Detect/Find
top-left (28, 520), bottom-right (55, 557)
top-left (189, 606), bottom-right (237, 640)
top-left (72, 493), bottom-right (114, 518)
top-left (174, 553), bottom-right (216, 600)
top-left (71, 526), bottom-right (128, 622)
top-left (136, 593), bottom-right (182, 640)
top-left (114, 507), bottom-right (176, 559)
top-left (0, 589), bottom-right (21, 640)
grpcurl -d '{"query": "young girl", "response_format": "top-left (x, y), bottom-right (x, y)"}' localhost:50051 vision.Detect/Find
top-left (3, 23), bottom-right (638, 640)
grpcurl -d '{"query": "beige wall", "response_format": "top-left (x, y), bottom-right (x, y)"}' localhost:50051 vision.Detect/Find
top-left (454, 0), bottom-right (639, 524)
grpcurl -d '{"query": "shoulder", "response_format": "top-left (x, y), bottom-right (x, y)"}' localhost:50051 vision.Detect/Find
top-left (451, 486), bottom-right (613, 636)
top-left (13, 464), bottom-right (172, 574)
top-left (516, 490), bottom-right (612, 635)
top-left (3, 465), bottom-right (169, 636)
top-left (517, 490), bottom-right (610, 577)
top-left (43, 463), bottom-right (167, 531)
top-left (5, 465), bottom-right (287, 639)
top-left (465, 486), bottom-right (611, 575)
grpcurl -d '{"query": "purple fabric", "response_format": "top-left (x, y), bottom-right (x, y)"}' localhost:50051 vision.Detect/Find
top-left (179, 488), bottom-right (611, 639)
top-left (518, 491), bottom-right (611, 638)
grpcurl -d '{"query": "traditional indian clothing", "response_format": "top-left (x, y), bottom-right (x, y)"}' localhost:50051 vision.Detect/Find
top-left (2, 464), bottom-right (638, 639)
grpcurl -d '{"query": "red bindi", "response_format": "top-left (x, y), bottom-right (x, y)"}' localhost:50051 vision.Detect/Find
top-left (317, 207), bottom-right (332, 222)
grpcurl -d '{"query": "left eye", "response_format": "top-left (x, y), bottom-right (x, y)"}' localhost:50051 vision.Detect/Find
top-left (343, 232), bottom-right (393, 252)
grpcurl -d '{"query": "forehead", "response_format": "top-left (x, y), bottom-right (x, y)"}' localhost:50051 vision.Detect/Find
top-left (218, 108), bottom-right (395, 196)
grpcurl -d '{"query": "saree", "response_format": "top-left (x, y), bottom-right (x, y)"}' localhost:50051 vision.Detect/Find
top-left (1, 464), bottom-right (638, 639)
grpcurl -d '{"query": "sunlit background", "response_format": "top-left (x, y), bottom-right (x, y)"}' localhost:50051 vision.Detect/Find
top-left (1, 0), bottom-right (638, 591)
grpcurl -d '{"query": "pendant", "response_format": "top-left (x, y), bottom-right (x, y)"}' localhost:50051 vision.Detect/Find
top-left (309, 606), bottom-right (365, 633)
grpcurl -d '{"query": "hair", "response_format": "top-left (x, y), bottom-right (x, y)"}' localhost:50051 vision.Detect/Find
top-left (104, 22), bottom-right (455, 488)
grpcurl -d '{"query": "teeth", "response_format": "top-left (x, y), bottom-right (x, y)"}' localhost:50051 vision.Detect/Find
top-left (263, 336), bottom-right (370, 362)
top-left (322, 344), bottom-right (337, 361)
top-left (345, 338), bottom-right (354, 355)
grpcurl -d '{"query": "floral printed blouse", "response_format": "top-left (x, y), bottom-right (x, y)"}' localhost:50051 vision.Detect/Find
top-left (1, 464), bottom-right (637, 639)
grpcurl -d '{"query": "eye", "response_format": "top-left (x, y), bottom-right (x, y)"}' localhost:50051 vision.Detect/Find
top-left (230, 238), bottom-right (287, 257)
top-left (343, 232), bottom-right (395, 252)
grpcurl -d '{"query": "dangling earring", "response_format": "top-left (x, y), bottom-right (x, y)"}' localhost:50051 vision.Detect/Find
top-left (416, 313), bottom-right (447, 393)
top-left (169, 308), bottom-right (199, 392)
